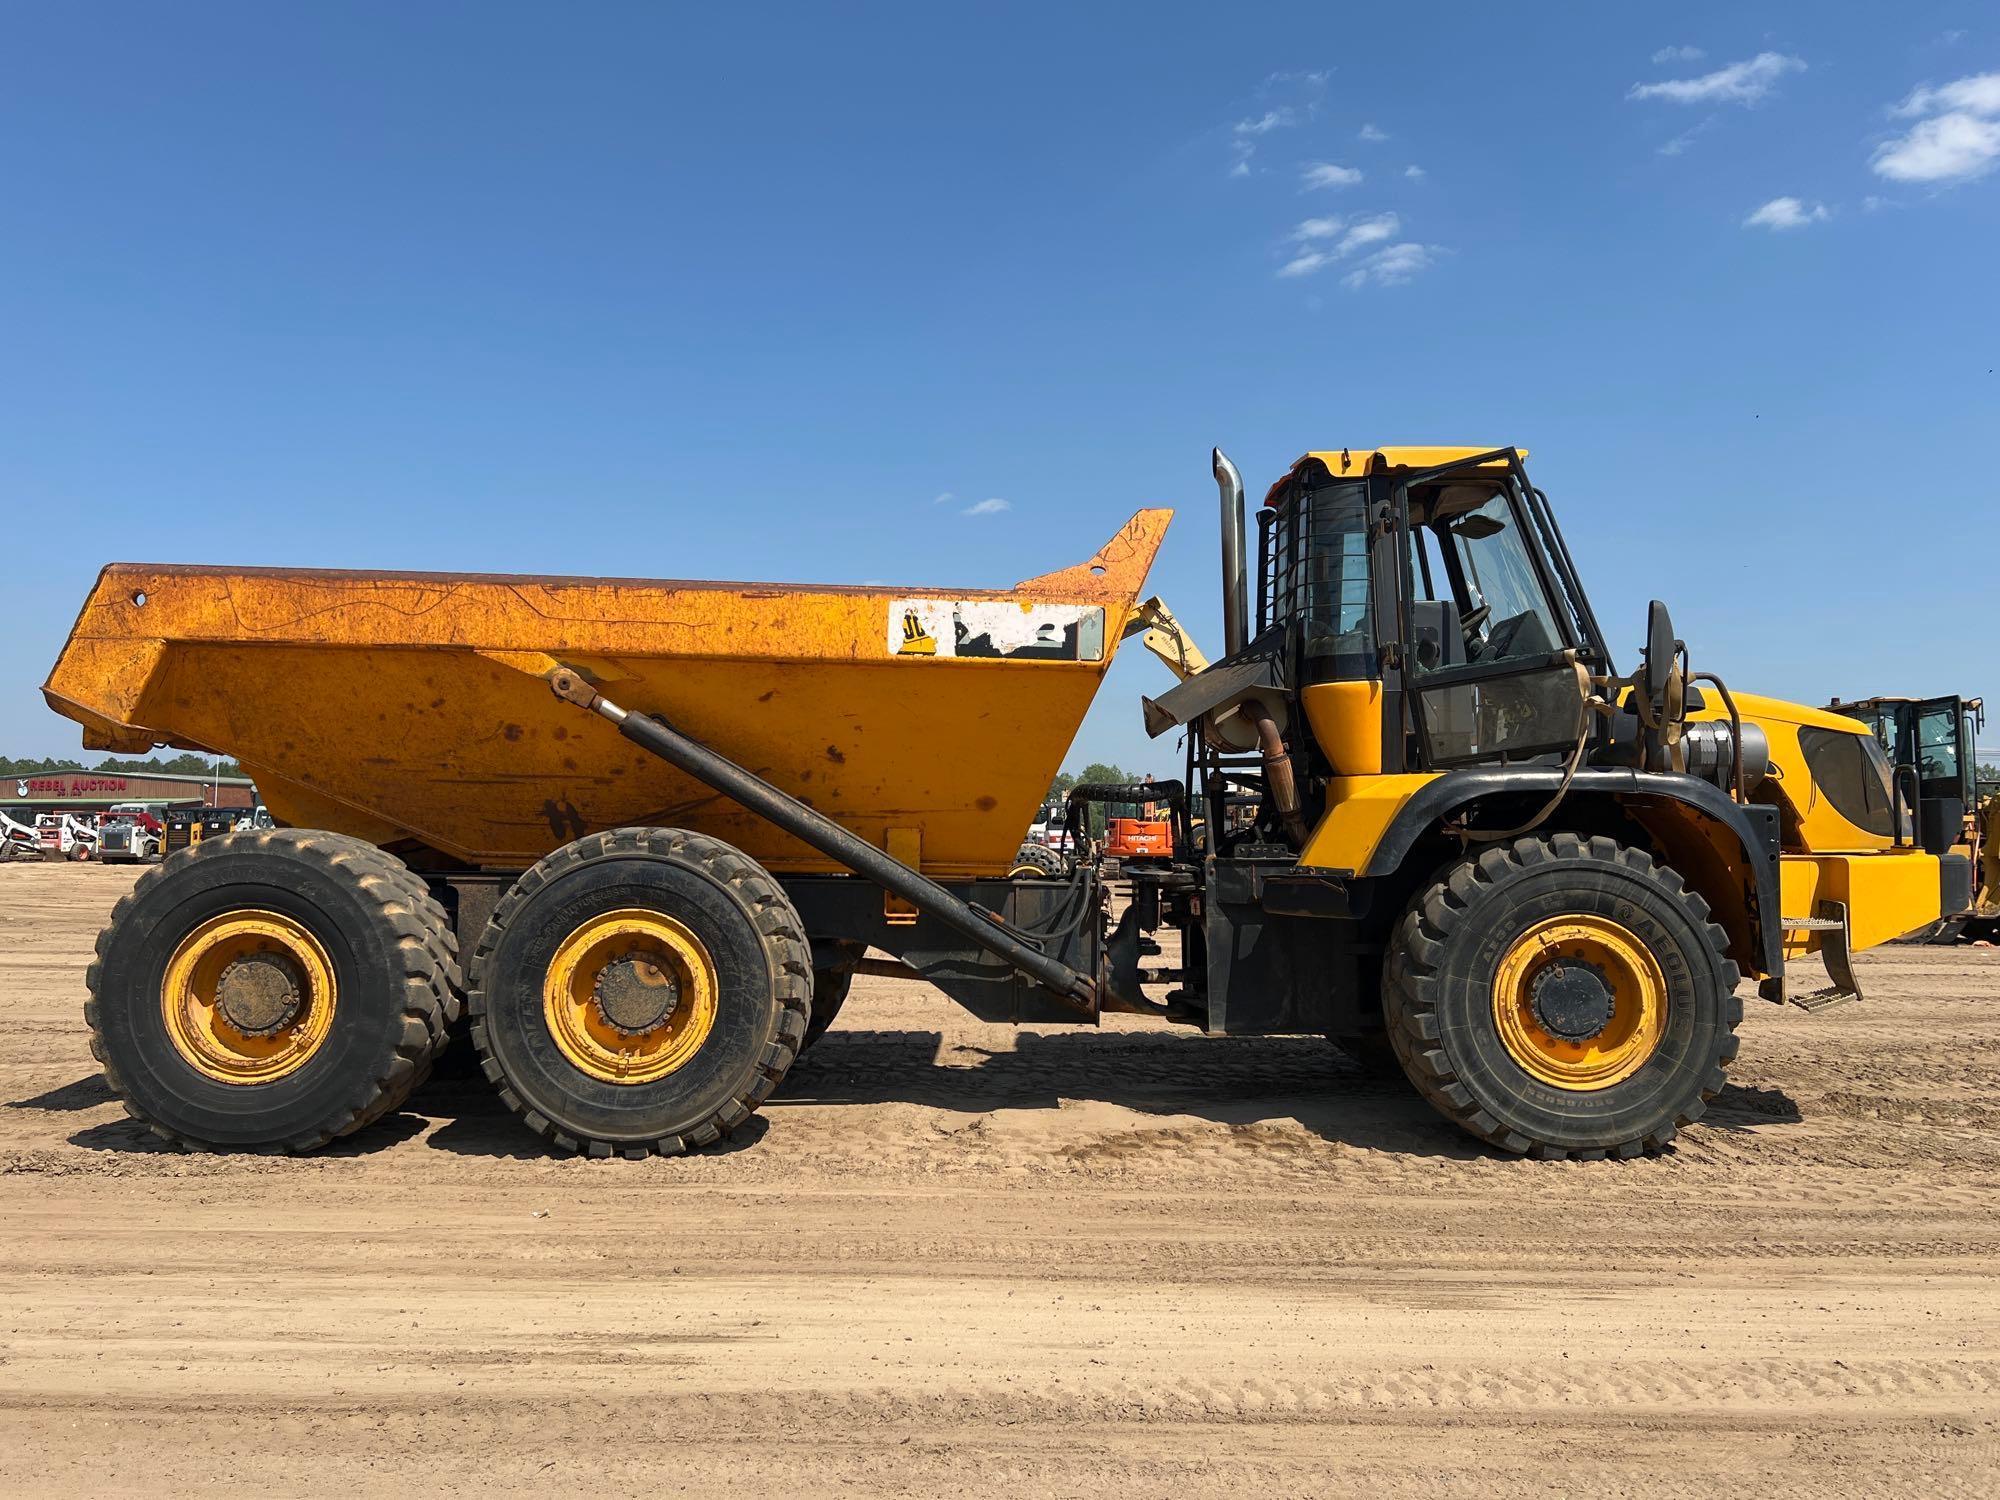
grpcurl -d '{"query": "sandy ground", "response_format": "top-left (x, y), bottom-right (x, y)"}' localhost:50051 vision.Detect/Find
top-left (1, 862), bottom-right (1997, 1497)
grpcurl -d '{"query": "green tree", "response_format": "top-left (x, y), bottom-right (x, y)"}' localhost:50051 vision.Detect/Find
top-left (0, 756), bottom-right (85, 777)
top-left (1, 753), bottom-right (241, 780)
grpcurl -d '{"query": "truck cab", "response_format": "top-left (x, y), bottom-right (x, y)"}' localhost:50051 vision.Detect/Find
top-left (1127, 444), bottom-right (1946, 1156)
top-left (1830, 694), bottom-right (1985, 925)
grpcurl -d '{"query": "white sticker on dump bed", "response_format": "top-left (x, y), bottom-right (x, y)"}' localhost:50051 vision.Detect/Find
top-left (890, 600), bottom-right (1104, 661)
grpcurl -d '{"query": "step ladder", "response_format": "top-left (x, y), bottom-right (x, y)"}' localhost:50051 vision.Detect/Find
top-left (1766, 901), bottom-right (1862, 1013)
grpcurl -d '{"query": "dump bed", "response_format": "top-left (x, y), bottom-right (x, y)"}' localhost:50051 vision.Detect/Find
top-left (44, 511), bottom-right (1170, 876)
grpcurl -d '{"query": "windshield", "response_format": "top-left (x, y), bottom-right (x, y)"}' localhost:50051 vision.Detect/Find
top-left (1435, 492), bottom-right (1562, 667)
top-left (1407, 480), bottom-right (1582, 765)
top-left (1916, 703), bottom-right (1966, 795)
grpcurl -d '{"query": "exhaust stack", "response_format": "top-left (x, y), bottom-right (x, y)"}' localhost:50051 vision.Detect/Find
top-left (1213, 447), bottom-right (1249, 658)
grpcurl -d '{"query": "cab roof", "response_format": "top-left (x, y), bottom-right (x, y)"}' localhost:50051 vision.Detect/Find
top-left (1264, 446), bottom-right (1526, 506)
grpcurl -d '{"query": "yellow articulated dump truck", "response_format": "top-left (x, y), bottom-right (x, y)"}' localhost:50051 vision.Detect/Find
top-left (45, 446), bottom-right (1949, 1160)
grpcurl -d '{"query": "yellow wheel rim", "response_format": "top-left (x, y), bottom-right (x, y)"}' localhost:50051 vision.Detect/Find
top-left (543, 909), bottom-right (717, 1084)
top-left (1492, 915), bottom-right (1666, 1091)
top-left (161, 910), bottom-right (338, 1084)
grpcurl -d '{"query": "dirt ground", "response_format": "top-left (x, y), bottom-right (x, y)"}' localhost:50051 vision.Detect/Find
top-left (1, 862), bottom-right (1996, 1498)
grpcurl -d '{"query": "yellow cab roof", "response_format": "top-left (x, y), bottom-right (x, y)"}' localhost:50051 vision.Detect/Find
top-left (1265, 446), bottom-right (1525, 506)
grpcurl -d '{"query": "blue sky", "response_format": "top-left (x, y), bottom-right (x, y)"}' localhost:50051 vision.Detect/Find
top-left (3, 3), bottom-right (1996, 773)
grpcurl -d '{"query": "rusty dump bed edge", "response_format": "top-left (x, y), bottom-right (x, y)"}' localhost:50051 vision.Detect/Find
top-left (44, 510), bottom-right (1172, 876)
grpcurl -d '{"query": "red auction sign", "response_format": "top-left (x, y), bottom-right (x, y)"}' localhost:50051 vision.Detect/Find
top-left (24, 775), bottom-right (130, 796)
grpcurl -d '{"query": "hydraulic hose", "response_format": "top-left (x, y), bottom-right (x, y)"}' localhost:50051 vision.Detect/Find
top-left (546, 667), bottom-right (1097, 1010)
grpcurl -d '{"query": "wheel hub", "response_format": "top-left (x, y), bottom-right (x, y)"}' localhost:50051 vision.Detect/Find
top-left (215, 951), bottom-right (307, 1037)
top-left (592, 953), bottom-right (681, 1036)
top-left (1491, 915), bottom-right (1669, 1092)
top-left (1528, 958), bottom-right (1616, 1043)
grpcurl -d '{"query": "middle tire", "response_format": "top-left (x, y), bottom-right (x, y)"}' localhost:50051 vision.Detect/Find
top-left (467, 827), bottom-right (810, 1158)
top-left (1009, 841), bottom-right (1066, 878)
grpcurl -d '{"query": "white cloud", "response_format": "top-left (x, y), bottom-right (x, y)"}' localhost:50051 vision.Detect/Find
top-left (1862, 194), bottom-right (1891, 212)
top-left (1336, 212), bottom-right (1399, 254)
top-left (1229, 108), bottom-right (1296, 176)
top-left (1342, 242), bottom-right (1438, 288)
top-left (1224, 97), bottom-right (1320, 178)
top-left (1235, 109), bottom-right (1294, 137)
top-left (1278, 213), bottom-right (1401, 277)
top-left (1229, 78), bottom-right (1328, 178)
top-left (1743, 196), bottom-right (1829, 230)
top-left (1301, 161), bottom-right (1362, 189)
top-left (1652, 45), bottom-right (1706, 65)
top-left (962, 498), bottom-right (1010, 517)
top-left (1404, 164), bottom-right (1425, 180)
top-left (1358, 123), bottom-right (1389, 142)
top-left (1873, 74), bottom-right (2000, 184)
top-left (932, 491), bottom-right (955, 506)
top-left (1260, 68), bottom-right (1331, 92)
top-left (1657, 116), bottom-right (1717, 156)
top-left (1873, 111), bottom-right (2000, 182)
top-left (1892, 72), bottom-right (2000, 117)
top-left (1628, 51), bottom-right (1805, 105)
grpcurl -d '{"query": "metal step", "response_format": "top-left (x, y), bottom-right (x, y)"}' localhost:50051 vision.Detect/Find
top-left (1777, 900), bottom-right (1862, 1012)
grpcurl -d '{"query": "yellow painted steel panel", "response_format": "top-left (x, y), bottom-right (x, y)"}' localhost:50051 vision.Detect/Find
top-left (1692, 690), bottom-right (1895, 854)
top-left (44, 511), bottom-right (1171, 875)
top-left (1301, 681), bottom-right (1385, 777)
top-left (1780, 850), bottom-right (1940, 953)
top-left (1298, 774), bottom-right (1441, 872)
top-left (1263, 446), bottom-right (1525, 502)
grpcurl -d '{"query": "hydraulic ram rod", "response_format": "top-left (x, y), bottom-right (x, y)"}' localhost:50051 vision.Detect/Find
top-left (547, 668), bottom-right (1097, 1009)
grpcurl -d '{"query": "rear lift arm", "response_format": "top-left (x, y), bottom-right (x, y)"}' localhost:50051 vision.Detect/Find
top-left (545, 667), bottom-right (1099, 1011)
top-left (1123, 596), bottom-right (1209, 682)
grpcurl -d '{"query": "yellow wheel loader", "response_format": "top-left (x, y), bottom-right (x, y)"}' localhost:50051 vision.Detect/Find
top-left (44, 445), bottom-right (1948, 1160)
top-left (1829, 694), bottom-right (1989, 938)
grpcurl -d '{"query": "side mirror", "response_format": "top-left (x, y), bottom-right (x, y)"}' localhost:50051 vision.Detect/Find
top-left (1635, 600), bottom-right (1687, 771)
top-left (1642, 600), bottom-right (1676, 709)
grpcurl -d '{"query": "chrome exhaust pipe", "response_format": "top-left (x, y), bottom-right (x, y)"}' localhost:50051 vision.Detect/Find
top-left (1213, 447), bottom-right (1248, 658)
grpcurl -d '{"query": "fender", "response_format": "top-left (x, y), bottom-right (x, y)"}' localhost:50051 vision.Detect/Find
top-left (1360, 767), bottom-right (1783, 979)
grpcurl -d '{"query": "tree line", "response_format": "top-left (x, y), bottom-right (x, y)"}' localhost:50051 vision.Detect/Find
top-left (1, 753), bottom-right (242, 780)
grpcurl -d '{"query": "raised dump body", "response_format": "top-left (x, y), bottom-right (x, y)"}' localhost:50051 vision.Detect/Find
top-left (45, 512), bottom-right (1170, 875)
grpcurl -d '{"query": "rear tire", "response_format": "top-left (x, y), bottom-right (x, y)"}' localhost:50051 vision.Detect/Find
top-left (85, 830), bottom-right (455, 1152)
top-left (1009, 842), bottom-right (1065, 879)
top-left (467, 827), bottom-right (809, 1158)
top-left (1384, 832), bottom-right (1741, 1160)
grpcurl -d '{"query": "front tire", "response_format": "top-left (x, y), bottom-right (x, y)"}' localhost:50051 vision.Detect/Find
top-left (1384, 833), bottom-right (1741, 1159)
top-left (467, 828), bottom-right (809, 1158)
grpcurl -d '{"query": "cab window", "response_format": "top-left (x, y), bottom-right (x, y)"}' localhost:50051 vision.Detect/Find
top-left (1915, 705), bottom-right (1963, 791)
top-left (1799, 727), bottom-right (1895, 836)
top-left (1436, 492), bottom-right (1563, 667)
